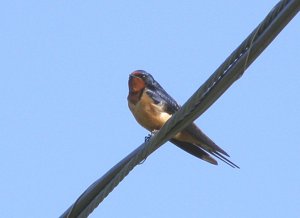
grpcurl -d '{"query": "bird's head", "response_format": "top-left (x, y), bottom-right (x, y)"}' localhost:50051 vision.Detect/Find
top-left (128, 70), bottom-right (155, 93)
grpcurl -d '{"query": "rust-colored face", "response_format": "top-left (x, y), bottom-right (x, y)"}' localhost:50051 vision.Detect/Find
top-left (128, 72), bottom-right (146, 93)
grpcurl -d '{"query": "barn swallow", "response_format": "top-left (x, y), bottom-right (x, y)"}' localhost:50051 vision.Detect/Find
top-left (127, 70), bottom-right (239, 168)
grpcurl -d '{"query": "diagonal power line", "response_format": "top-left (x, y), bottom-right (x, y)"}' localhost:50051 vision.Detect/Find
top-left (60, 1), bottom-right (300, 217)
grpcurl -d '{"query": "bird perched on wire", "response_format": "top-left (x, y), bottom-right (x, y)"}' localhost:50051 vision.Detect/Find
top-left (127, 70), bottom-right (239, 168)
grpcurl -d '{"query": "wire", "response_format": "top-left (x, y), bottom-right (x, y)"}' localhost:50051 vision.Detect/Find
top-left (60, 1), bottom-right (300, 217)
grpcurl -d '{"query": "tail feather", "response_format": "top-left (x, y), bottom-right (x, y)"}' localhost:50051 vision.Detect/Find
top-left (209, 151), bottom-right (240, 168)
top-left (170, 139), bottom-right (217, 165)
top-left (184, 124), bottom-right (230, 157)
top-left (170, 139), bottom-right (239, 168)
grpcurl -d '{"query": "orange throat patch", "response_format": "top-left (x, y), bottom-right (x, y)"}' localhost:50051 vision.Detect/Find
top-left (128, 76), bottom-right (145, 105)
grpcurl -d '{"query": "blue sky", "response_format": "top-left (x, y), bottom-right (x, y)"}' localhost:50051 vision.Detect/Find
top-left (1, 1), bottom-right (299, 217)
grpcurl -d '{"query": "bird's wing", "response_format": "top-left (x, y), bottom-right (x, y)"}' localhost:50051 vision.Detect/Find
top-left (146, 81), bottom-right (180, 114)
top-left (171, 138), bottom-right (239, 168)
top-left (146, 79), bottom-right (239, 168)
top-left (170, 139), bottom-right (217, 165)
top-left (183, 123), bottom-right (239, 168)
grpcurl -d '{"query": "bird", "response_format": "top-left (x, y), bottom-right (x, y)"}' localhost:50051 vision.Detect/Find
top-left (127, 70), bottom-right (239, 168)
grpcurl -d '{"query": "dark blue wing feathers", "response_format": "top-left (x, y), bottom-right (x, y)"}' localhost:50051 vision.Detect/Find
top-left (145, 77), bottom-right (239, 168)
top-left (146, 81), bottom-right (180, 114)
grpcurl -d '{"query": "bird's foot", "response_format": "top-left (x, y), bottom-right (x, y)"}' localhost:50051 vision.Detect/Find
top-left (144, 129), bottom-right (159, 142)
top-left (140, 130), bottom-right (159, 165)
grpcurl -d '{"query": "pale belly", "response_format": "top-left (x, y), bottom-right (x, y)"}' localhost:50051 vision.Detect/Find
top-left (128, 93), bottom-right (171, 131)
top-left (128, 92), bottom-right (199, 145)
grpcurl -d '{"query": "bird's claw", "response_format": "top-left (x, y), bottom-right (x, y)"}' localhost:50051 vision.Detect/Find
top-left (140, 130), bottom-right (159, 165)
top-left (144, 130), bottom-right (159, 142)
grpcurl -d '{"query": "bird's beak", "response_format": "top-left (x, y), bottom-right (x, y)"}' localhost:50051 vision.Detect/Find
top-left (129, 73), bottom-right (140, 79)
top-left (128, 74), bottom-right (145, 93)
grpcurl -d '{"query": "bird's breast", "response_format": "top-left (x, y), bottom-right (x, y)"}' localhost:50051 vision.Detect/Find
top-left (128, 91), bottom-right (171, 131)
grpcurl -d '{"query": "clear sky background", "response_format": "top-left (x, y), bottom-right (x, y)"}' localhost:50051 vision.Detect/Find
top-left (1, 1), bottom-right (299, 218)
